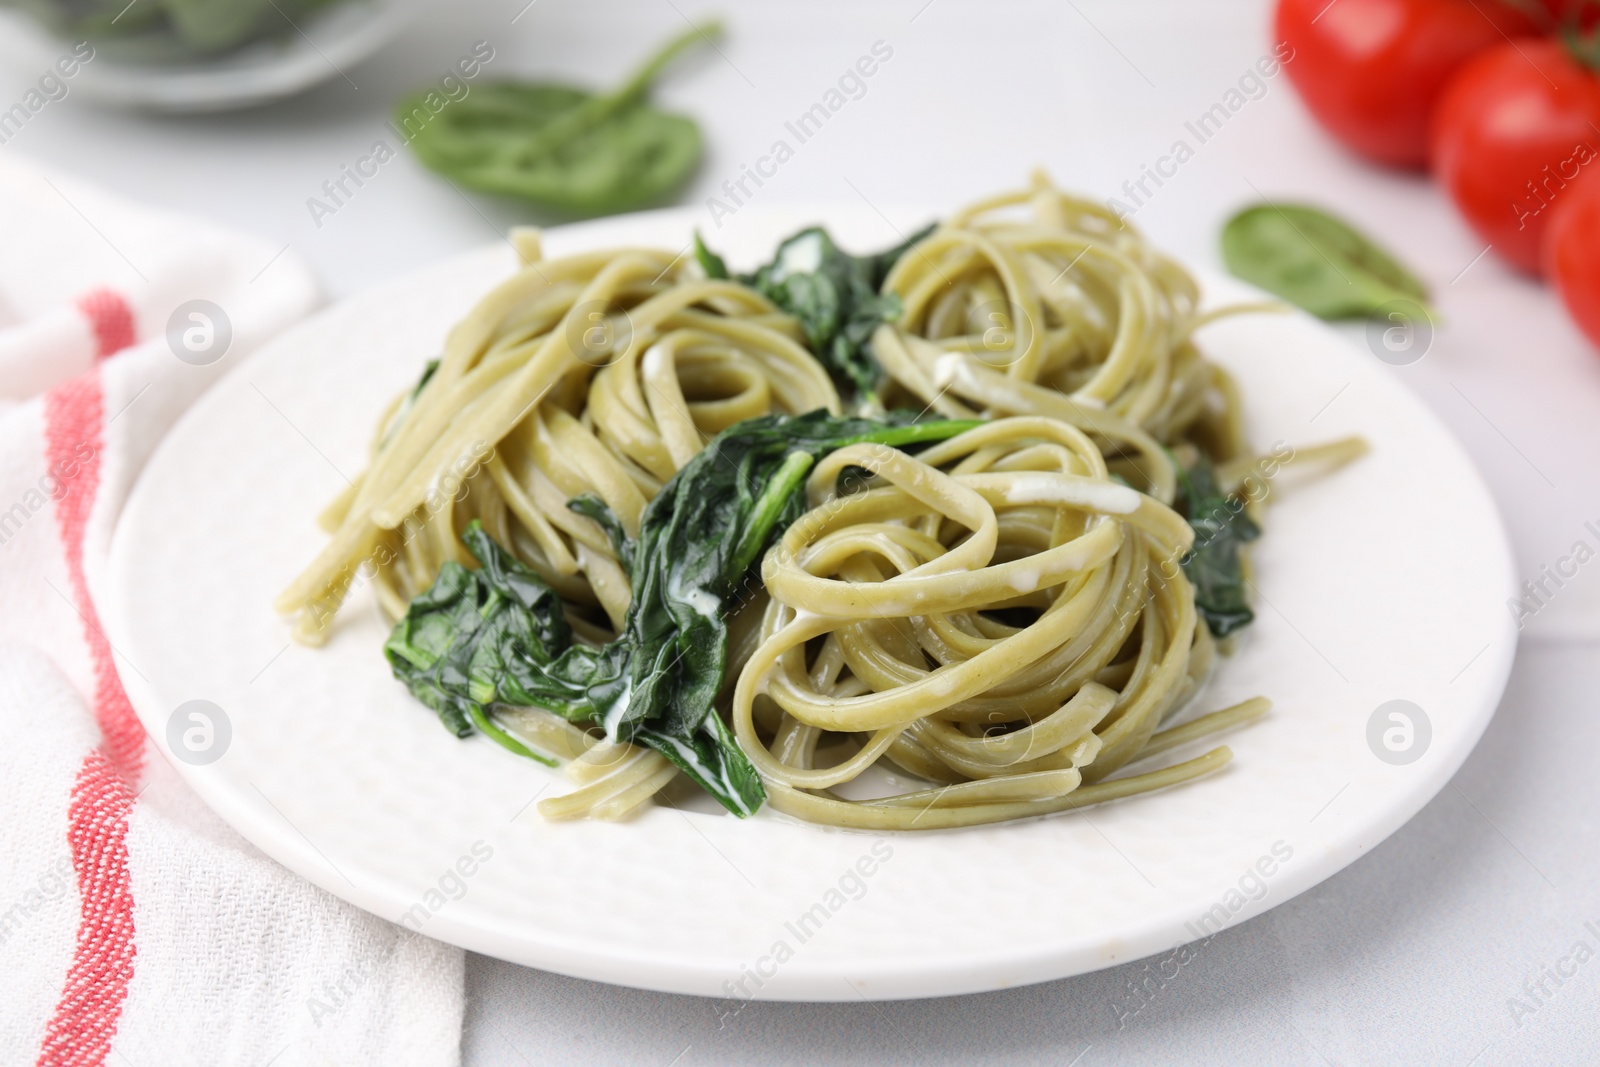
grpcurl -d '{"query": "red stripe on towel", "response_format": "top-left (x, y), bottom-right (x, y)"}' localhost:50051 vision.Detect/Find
top-left (35, 753), bottom-right (138, 1067)
top-left (74, 291), bottom-right (135, 361)
top-left (36, 370), bottom-right (143, 1067)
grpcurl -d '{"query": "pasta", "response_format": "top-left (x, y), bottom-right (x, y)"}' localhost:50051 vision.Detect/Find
top-left (874, 175), bottom-right (1266, 506)
top-left (735, 416), bottom-right (1240, 830)
top-left (277, 236), bottom-right (837, 642)
top-left (281, 175), bottom-right (1364, 829)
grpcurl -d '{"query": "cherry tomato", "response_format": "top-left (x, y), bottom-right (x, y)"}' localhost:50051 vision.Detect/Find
top-left (1535, 0), bottom-right (1600, 31)
top-left (1431, 39), bottom-right (1600, 274)
top-left (1275, 0), bottom-right (1538, 169)
top-left (1546, 171), bottom-right (1600, 347)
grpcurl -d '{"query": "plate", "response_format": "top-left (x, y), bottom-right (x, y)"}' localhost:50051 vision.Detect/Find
top-left (0, 0), bottom-right (414, 113)
top-left (103, 205), bottom-right (1518, 1000)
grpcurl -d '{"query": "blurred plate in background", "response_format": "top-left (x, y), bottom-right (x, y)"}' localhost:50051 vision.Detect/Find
top-left (0, 0), bottom-right (415, 112)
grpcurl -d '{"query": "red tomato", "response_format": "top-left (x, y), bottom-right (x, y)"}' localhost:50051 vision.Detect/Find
top-left (1547, 171), bottom-right (1600, 347)
top-left (1431, 40), bottom-right (1600, 274)
top-left (1535, 0), bottom-right (1600, 30)
top-left (1275, 0), bottom-right (1538, 169)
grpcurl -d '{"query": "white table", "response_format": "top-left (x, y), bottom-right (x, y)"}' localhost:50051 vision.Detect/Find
top-left (9, 1), bottom-right (1598, 1062)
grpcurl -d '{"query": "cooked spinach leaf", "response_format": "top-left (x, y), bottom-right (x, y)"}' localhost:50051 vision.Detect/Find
top-left (697, 224), bottom-right (934, 398)
top-left (567, 493), bottom-right (633, 574)
top-left (386, 410), bottom-right (978, 816)
top-left (1220, 202), bottom-right (1432, 321)
top-left (692, 232), bottom-right (731, 281)
top-left (382, 532), bottom-right (568, 764)
top-left (400, 25), bottom-right (716, 217)
top-left (1173, 454), bottom-right (1261, 638)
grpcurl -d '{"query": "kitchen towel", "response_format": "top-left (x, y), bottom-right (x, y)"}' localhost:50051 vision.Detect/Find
top-left (0, 155), bottom-right (465, 1067)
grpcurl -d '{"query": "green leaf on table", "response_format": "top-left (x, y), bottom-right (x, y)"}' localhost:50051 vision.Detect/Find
top-left (385, 411), bottom-right (979, 816)
top-left (1220, 203), bottom-right (1432, 321)
top-left (397, 24), bottom-right (717, 217)
top-left (1173, 453), bottom-right (1260, 639)
top-left (697, 224), bottom-right (935, 399)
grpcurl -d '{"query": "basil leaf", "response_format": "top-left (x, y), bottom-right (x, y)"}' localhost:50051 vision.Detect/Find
top-left (400, 25), bottom-right (715, 217)
top-left (1221, 203), bottom-right (1432, 320)
top-left (698, 224), bottom-right (935, 399)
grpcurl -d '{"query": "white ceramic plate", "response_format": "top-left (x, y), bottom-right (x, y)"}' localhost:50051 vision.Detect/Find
top-left (104, 205), bottom-right (1517, 1001)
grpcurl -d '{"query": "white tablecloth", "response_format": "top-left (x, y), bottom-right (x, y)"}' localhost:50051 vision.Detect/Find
top-left (7, 1), bottom-right (1595, 1063)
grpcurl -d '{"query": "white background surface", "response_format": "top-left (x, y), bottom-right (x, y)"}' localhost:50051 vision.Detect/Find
top-left (6, 0), bottom-right (1599, 1063)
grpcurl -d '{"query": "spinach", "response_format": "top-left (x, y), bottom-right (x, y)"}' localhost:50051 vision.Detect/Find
top-left (566, 493), bottom-right (632, 573)
top-left (1172, 454), bottom-right (1261, 639)
top-left (1220, 203), bottom-right (1432, 321)
top-left (382, 534), bottom-right (565, 767)
top-left (386, 410), bottom-right (978, 816)
top-left (696, 224), bottom-right (935, 398)
top-left (400, 25), bottom-right (716, 217)
top-left (382, 358), bottom-right (440, 447)
top-left (410, 358), bottom-right (440, 399)
top-left (691, 232), bottom-right (731, 281)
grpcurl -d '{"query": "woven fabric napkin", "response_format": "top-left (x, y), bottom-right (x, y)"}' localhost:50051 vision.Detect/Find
top-left (0, 155), bottom-right (465, 1067)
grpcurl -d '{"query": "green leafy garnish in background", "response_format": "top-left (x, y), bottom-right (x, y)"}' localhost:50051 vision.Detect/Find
top-left (1220, 203), bottom-right (1432, 321)
top-left (696, 224), bottom-right (934, 399)
top-left (399, 24), bottom-right (718, 218)
top-left (385, 410), bottom-right (978, 816)
top-left (1172, 453), bottom-right (1260, 639)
